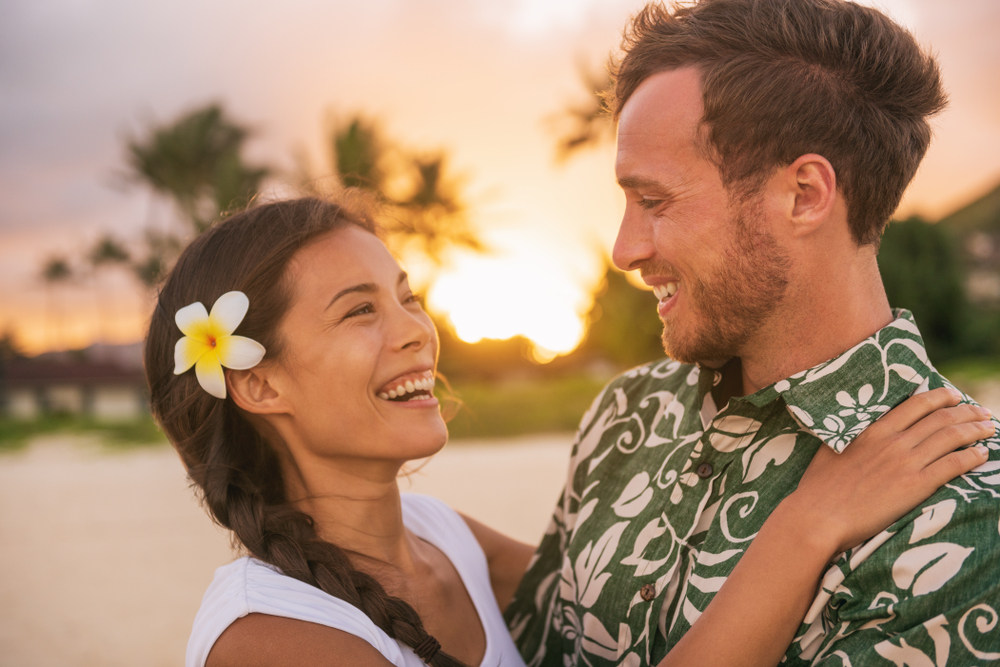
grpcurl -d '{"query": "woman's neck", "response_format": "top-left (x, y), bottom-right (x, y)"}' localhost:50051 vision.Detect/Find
top-left (282, 449), bottom-right (422, 575)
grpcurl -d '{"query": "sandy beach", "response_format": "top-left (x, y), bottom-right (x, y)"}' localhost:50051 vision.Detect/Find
top-left (2, 381), bottom-right (998, 667)
top-left (0, 434), bottom-right (573, 667)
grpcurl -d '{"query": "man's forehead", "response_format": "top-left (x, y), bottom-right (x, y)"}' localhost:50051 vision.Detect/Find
top-left (617, 67), bottom-right (704, 137)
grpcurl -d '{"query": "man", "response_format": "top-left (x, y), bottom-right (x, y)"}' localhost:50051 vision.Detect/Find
top-left (504, 0), bottom-right (1000, 665)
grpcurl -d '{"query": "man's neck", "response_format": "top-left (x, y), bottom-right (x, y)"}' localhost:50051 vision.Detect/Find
top-left (738, 250), bottom-right (893, 396)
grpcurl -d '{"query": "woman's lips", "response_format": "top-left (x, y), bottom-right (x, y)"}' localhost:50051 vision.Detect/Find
top-left (377, 370), bottom-right (435, 401)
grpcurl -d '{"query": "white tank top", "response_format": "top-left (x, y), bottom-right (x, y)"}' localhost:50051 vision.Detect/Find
top-left (186, 494), bottom-right (527, 667)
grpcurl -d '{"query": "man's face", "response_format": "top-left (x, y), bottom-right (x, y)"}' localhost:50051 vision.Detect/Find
top-left (613, 67), bottom-right (790, 365)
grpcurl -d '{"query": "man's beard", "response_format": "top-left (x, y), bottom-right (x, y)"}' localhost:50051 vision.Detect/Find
top-left (655, 199), bottom-right (791, 364)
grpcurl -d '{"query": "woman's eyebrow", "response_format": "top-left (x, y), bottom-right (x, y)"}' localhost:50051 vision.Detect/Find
top-left (324, 272), bottom-right (408, 311)
top-left (326, 283), bottom-right (376, 311)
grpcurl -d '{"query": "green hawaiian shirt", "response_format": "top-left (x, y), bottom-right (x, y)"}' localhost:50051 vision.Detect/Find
top-left (505, 311), bottom-right (1000, 666)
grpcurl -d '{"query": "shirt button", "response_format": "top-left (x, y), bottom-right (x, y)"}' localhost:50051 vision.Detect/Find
top-left (696, 463), bottom-right (714, 479)
top-left (640, 584), bottom-right (656, 601)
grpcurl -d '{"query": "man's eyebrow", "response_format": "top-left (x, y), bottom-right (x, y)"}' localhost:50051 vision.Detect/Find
top-left (617, 175), bottom-right (669, 191)
top-left (325, 272), bottom-right (409, 311)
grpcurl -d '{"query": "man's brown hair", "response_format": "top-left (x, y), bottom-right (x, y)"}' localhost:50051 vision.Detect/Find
top-left (611, 0), bottom-right (947, 246)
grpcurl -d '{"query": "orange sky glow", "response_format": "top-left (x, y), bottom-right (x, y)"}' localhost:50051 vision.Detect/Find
top-left (1, 0), bottom-right (998, 358)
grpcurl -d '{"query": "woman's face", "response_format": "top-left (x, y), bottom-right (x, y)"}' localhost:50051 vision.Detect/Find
top-left (266, 225), bottom-right (447, 468)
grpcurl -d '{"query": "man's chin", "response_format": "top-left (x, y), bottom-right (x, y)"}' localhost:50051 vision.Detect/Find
top-left (661, 330), bottom-right (734, 367)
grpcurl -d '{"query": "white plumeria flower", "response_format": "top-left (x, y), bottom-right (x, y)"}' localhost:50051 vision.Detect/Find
top-left (173, 291), bottom-right (266, 399)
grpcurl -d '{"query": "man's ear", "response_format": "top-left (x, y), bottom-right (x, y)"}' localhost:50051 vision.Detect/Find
top-left (781, 153), bottom-right (838, 238)
top-left (227, 364), bottom-right (288, 416)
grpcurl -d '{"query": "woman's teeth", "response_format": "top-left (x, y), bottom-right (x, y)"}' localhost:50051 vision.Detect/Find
top-left (653, 282), bottom-right (679, 301)
top-left (378, 376), bottom-right (435, 401)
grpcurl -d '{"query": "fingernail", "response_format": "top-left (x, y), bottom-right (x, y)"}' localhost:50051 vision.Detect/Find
top-left (975, 444), bottom-right (990, 457)
top-left (975, 405), bottom-right (993, 418)
top-left (979, 421), bottom-right (997, 433)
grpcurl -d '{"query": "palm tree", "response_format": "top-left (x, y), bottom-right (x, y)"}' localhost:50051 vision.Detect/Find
top-left (326, 114), bottom-right (485, 268)
top-left (127, 104), bottom-right (270, 233)
top-left (40, 256), bottom-right (74, 350)
top-left (87, 236), bottom-right (131, 340)
top-left (550, 63), bottom-right (615, 162)
top-left (391, 154), bottom-right (484, 264)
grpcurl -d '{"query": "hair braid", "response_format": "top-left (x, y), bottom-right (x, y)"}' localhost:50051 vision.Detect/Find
top-left (197, 441), bottom-right (467, 666)
top-left (147, 197), bottom-right (470, 666)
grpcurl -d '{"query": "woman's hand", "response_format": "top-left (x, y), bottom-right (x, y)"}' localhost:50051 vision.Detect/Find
top-left (784, 386), bottom-right (993, 556)
top-left (657, 386), bottom-right (993, 667)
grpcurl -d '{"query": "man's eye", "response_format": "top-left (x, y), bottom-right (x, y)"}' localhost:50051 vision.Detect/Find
top-left (639, 198), bottom-right (662, 210)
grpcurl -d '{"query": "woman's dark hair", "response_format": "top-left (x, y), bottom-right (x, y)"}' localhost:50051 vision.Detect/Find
top-left (145, 196), bottom-right (467, 667)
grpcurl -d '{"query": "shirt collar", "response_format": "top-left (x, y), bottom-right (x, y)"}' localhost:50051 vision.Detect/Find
top-left (720, 309), bottom-right (934, 453)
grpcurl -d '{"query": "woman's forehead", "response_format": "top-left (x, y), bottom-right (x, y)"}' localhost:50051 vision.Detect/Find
top-left (289, 226), bottom-right (402, 294)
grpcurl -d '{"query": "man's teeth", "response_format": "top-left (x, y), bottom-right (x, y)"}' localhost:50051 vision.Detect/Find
top-left (653, 282), bottom-right (679, 300)
top-left (378, 376), bottom-right (435, 401)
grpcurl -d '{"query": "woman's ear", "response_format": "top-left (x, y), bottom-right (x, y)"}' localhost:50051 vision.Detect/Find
top-left (782, 153), bottom-right (838, 238)
top-left (227, 364), bottom-right (288, 415)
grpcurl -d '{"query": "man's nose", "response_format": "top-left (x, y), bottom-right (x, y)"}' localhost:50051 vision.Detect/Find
top-left (612, 204), bottom-right (655, 272)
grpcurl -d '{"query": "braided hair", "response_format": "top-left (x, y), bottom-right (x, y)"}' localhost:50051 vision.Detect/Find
top-left (145, 197), bottom-right (467, 667)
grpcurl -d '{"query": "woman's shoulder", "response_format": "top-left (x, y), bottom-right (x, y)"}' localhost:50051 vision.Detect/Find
top-left (186, 557), bottom-right (406, 667)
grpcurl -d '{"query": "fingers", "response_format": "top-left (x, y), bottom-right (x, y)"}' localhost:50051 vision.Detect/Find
top-left (904, 403), bottom-right (994, 453)
top-left (922, 442), bottom-right (991, 489)
top-left (866, 387), bottom-right (963, 433)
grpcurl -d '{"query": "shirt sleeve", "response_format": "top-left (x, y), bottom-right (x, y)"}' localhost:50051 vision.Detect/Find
top-left (503, 382), bottom-right (616, 666)
top-left (806, 449), bottom-right (1000, 666)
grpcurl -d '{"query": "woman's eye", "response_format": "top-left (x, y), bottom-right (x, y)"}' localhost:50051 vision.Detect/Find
top-left (404, 292), bottom-right (423, 305)
top-left (345, 303), bottom-right (374, 318)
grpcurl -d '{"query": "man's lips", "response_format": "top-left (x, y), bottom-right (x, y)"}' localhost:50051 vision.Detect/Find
top-left (652, 282), bottom-right (679, 300)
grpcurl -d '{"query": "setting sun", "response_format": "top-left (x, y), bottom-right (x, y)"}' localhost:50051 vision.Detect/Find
top-left (426, 246), bottom-right (598, 363)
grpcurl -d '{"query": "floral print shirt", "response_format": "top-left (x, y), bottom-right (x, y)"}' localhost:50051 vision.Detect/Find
top-left (505, 311), bottom-right (1000, 666)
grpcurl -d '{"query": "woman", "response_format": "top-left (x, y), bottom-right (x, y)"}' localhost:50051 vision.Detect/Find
top-left (144, 197), bottom-right (992, 667)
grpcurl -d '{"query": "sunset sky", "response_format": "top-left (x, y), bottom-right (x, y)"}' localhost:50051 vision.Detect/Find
top-left (2, 0), bottom-right (999, 357)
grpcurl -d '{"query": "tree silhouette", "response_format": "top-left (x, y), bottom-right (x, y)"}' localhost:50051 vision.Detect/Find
top-left (40, 256), bottom-right (74, 350)
top-left (550, 63), bottom-right (615, 162)
top-left (127, 104), bottom-right (269, 233)
top-left (66, 103), bottom-right (272, 292)
top-left (577, 259), bottom-right (664, 368)
top-left (326, 114), bottom-right (485, 267)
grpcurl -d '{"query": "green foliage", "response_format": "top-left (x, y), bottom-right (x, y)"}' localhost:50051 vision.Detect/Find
top-left (88, 236), bottom-right (130, 266)
top-left (127, 104), bottom-right (269, 233)
top-left (76, 103), bottom-right (274, 290)
top-left (333, 116), bottom-right (383, 190)
top-left (41, 256), bottom-right (73, 284)
top-left (878, 216), bottom-right (969, 360)
top-left (0, 329), bottom-right (25, 361)
top-left (550, 63), bottom-right (615, 162)
top-left (436, 322), bottom-right (539, 382)
top-left (937, 181), bottom-right (1000, 234)
top-left (0, 415), bottom-right (166, 451)
top-left (445, 374), bottom-right (611, 439)
top-left (327, 114), bottom-right (484, 267)
top-left (576, 262), bottom-right (665, 368)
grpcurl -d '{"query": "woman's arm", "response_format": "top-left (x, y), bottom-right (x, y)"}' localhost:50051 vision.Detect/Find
top-left (207, 613), bottom-right (395, 667)
top-left (657, 387), bottom-right (994, 667)
top-left (462, 513), bottom-right (536, 612)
